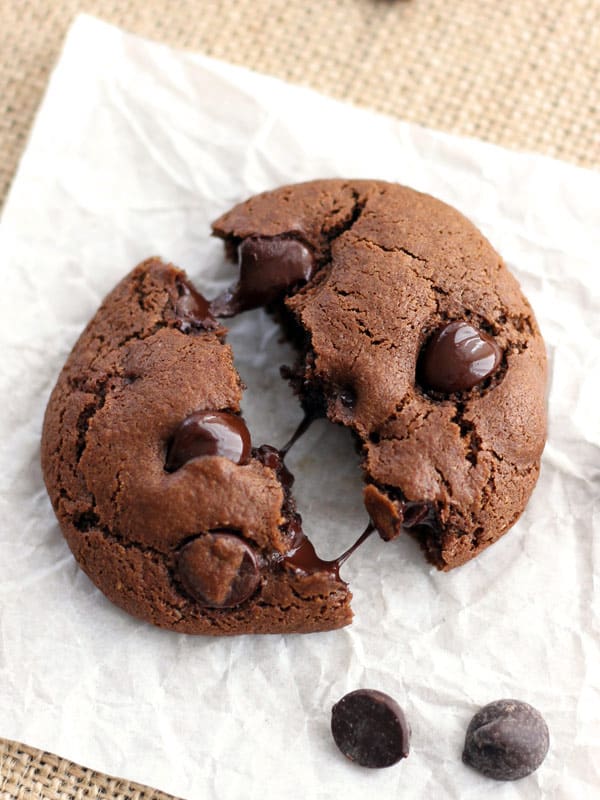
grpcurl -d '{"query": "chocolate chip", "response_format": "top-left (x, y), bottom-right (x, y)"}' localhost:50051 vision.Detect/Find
top-left (331, 689), bottom-right (410, 768)
top-left (174, 277), bottom-right (218, 332)
top-left (462, 699), bottom-right (549, 781)
top-left (338, 387), bottom-right (356, 408)
top-left (176, 533), bottom-right (260, 607)
top-left (211, 235), bottom-right (315, 316)
top-left (418, 321), bottom-right (502, 393)
top-left (165, 411), bottom-right (251, 471)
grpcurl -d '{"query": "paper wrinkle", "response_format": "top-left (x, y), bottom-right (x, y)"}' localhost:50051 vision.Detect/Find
top-left (0, 13), bottom-right (599, 800)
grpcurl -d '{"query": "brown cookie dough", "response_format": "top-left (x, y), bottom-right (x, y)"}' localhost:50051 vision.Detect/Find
top-left (41, 259), bottom-right (352, 634)
top-left (42, 179), bottom-right (547, 636)
top-left (212, 179), bottom-right (547, 570)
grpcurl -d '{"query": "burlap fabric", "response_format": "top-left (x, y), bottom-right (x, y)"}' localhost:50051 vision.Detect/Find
top-left (0, 739), bottom-right (181, 799)
top-left (0, 0), bottom-right (598, 797)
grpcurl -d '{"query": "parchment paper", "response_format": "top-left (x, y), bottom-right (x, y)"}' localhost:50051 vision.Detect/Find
top-left (1, 15), bottom-right (599, 800)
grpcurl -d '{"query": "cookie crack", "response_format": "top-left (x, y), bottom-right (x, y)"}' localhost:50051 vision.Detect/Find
top-left (325, 188), bottom-right (367, 244)
top-left (354, 237), bottom-right (427, 263)
top-left (316, 188), bottom-right (368, 272)
top-left (433, 465), bottom-right (454, 499)
top-left (75, 378), bottom-right (109, 463)
top-left (451, 402), bottom-right (481, 467)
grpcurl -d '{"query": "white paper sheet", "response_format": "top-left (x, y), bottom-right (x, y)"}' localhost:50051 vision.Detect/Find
top-left (1, 14), bottom-right (599, 799)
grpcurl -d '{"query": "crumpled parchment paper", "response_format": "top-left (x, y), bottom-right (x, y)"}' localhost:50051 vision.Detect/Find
top-left (0, 14), bottom-right (598, 800)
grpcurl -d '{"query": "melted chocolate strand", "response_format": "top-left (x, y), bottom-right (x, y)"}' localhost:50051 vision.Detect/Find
top-left (280, 412), bottom-right (317, 457)
top-left (282, 522), bottom-right (375, 580)
top-left (174, 277), bottom-right (219, 332)
top-left (336, 522), bottom-right (375, 568)
top-left (282, 530), bottom-right (340, 579)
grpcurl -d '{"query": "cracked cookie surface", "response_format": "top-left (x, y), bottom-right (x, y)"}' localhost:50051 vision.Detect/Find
top-left (213, 179), bottom-right (547, 569)
top-left (42, 179), bottom-right (547, 636)
top-left (41, 258), bottom-right (352, 634)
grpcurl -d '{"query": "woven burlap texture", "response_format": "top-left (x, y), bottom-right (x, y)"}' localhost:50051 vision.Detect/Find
top-left (0, 739), bottom-right (181, 800)
top-left (0, 0), bottom-right (598, 797)
top-left (1, 0), bottom-right (599, 206)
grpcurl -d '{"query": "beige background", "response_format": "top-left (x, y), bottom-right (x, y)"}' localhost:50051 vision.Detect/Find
top-left (0, 0), bottom-right (598, 797)
top-left (1, 0), bottom-right (599, 208)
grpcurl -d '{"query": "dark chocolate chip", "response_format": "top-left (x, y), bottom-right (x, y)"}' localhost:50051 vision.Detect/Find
top-left (462, 699), bottom-right (549, 781)
top-left (211, 235), bottom-right (315, 316)
top-left (176, 533), bottom-right (260, 607)
top-left (418, 321), bottom-right (502, 393)
top-left (174, 277), bottom-right (218, 332)
top-left (165, 411), bottom-right (251, 471)
top-left (331, 689), bottom-right (410, 768)
top-left (338, 387), bottom-right (356, 409)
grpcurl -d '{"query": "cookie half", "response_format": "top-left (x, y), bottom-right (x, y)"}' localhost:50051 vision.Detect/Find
top-left (212, 179), bottom-right (547, 570)
top-left (41, 259), bottom-right (352, 634)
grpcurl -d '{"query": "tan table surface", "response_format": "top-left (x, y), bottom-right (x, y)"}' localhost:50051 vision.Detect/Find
top-left (1, 0), bottom-right (598, 797)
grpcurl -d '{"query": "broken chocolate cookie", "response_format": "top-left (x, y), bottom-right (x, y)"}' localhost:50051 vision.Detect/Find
top-left (212, 179), bottom-right (547, 570)
top-left (41, 259), bottom-right (353, 634)
top-left (41, 179), bottom-right (547, 634)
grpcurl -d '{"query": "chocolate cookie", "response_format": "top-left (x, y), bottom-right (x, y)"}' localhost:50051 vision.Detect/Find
top-left (212, 179), bottom-right (547, 570)
top-left (42, 180), bottom-right (546, 634)
top-left (41, 259), bottom-right (352, 634)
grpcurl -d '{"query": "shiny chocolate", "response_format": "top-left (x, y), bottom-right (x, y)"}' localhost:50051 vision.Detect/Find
top-left (282, 523), bottom-right (374, 581)
top-left (211, 235), bottom-right (316, 316)
top-left (174, 277), bottom-right (218, 332)
top-left (165, 411), bottom-right (251, 471)
top-left (419, 320), bottom-right (502, 393)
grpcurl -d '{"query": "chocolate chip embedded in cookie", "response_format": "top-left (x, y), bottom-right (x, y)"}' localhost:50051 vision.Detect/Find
top-left (212, 179), bottom-right (547, 570)
top-left (165, 411), bottom-right (251, 471)
top-left (418, 320), bottom-right (503, 393)
top-left (41, 258), bottom-right (352, 635)
top-left (211, 236), bottom-right (316, 316)
top-left (175, 533), bottom-right (260, 608)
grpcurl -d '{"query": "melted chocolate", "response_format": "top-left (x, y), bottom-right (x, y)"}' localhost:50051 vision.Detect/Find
top-left (210, 235), bottom-right (316, 317)
top-left (174, 277), bottom-right (219, 332)
top-left (165, 411), bottom-right (251, 471)
top-left (331, 689), bottom-right (410, 768)
top-left (257, 432), bottom-right (375, 582)
top-left (418, 320), bottom-right (502, 393)
top-left (176, 533), bottom-right (260, 608)
top-left (280, 412), bottom-right (317, 457)
top-left (282, 523), bottom-right (374, 581)
top-left (254, 444), bottom-right (295, 489)
top-left (402, 500), bottom-right (439, 532)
